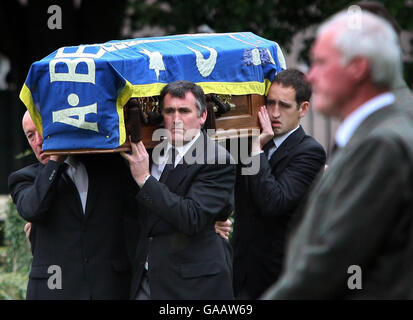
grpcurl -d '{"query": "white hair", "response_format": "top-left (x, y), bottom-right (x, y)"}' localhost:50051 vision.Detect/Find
top-left (317, 10), bottom-right (402, 88)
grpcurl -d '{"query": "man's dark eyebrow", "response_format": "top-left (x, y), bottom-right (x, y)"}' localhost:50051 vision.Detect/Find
top-left (164, 105), bottom-right (191, 108)
top-left (165, 106), bottom-right (192, 110)
top-left (266, 99), bottom-right (292, 107)
top-left (279, 100), bottom-right (292, 107)
top-left (163, 106), bottom-right (176, 112)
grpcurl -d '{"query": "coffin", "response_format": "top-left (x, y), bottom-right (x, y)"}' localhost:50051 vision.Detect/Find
top-left (19, 32), bottom-right (286, 154)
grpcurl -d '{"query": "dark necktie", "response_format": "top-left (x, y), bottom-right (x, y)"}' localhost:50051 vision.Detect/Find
top-left (263, 139), bottom-right (276, 158)
top-left (159, 147), bottom-right (176, 183)
top-left (60, 162), bottom-right (70, 183)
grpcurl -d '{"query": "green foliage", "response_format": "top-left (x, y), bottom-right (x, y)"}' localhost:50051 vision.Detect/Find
top-left (0, 272), bottom-right (28, 300)
top-left (3, 199), bottom-right (32, 274)
top-left (130, 0), bottom-right (347, 50)
top-left (129, 0), bottom-right (413, 85)
top-left (0, 199), bottom-right (31, 299)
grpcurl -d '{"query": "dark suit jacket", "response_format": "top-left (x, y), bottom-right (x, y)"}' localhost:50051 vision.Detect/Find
top-left (8, 154), bottom-right (138, 300)
top-left (232, 126), bottom-right (326, 299)
top-left (262, 103), bottom-right (413, 299)
top-left (129, 132), bottom-right (236, 299)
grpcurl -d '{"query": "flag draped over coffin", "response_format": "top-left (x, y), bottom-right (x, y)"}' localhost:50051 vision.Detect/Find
top-left (20, 32), bottom-right (286, 151)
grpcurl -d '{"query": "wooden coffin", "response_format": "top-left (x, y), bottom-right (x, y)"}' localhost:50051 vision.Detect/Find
top-left (21, 32), bottom-right (284, 155)
top-left (46, 93), bottom-right (264, 155)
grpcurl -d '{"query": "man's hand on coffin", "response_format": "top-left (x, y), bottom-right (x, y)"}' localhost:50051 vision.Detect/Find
top-left (121, 139), bottom-right (150, 187)
top-left (258, 105), bottom-right (274, 148)
top-left (251, 106), bottom-right (274, 154)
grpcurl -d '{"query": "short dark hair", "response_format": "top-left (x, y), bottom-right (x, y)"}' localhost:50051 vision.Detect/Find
top-left (159, 80), bottom-right (207, 116)
top-left (271, 69), bottom-right (312, 108)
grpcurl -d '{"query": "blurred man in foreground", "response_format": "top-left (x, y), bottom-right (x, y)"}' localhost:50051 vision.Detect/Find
top-left (263, 9), bottom-right (413, 299)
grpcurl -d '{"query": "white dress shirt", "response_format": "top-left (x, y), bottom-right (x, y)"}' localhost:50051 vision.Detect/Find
top-left (335, 92), bottom-right (395, 148)
top-left (151, 131), bottom-right (201, 181)
top-left (65, 156), bottom-right (88, 214)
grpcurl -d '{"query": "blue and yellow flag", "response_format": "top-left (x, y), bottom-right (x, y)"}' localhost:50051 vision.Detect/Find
top-left (20, 32), bottom-right (285, 151)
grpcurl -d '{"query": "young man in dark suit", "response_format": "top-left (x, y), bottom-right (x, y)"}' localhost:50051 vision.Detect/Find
top-left (231, 69), bottom-right (326, 299)
top-left (8, 111), bottom-right (138, 299)
top-left (121, 80), bottom-right (235, 299)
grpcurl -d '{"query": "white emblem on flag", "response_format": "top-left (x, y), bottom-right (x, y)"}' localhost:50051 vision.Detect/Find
top-left (186, 44), bottom-right (217, 77)
top-left (140, 48), bottom-right (165, 80)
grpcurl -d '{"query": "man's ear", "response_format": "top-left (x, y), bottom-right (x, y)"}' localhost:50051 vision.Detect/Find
top-left (199, 109), bottom-right (207, 126)
top-left (348, 57), bottom-right (370, 83)
top-left (298, 101), bottom-right (309, 118)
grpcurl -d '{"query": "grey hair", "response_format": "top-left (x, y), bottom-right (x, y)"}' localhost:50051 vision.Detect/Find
top-left (317, 10), bottom-right (402, 88)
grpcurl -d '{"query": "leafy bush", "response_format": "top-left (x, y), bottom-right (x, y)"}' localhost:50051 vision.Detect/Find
top-left (0, 272), bottom-right (28, 300)
top-left (0, 198), bottom-right (32, 299)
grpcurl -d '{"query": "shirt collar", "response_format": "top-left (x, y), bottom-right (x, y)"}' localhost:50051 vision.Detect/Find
top-left (64, 156), bottom-right (78, 168)
top-left (166, 131), bottom-right (201, 159)
top-left (273, 125), bottom-right (300, 149)
top-left (335, 92), bottom-right (395, 148)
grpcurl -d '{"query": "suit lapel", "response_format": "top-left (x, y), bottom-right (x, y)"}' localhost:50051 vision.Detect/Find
top-left (146, 134), bottom-right (204, 233)
top-left (269, 126), bottom-right (305, 169)
top-left (346, 104), bottom-right (394, 149)
top-left (164, 162), bottom-right (191, 190)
